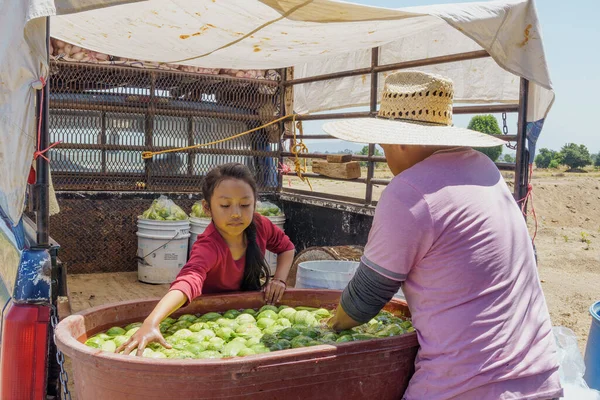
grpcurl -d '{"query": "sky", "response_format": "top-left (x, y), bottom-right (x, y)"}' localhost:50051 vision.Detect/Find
top-left (300, 0), bottom-right (599, 156)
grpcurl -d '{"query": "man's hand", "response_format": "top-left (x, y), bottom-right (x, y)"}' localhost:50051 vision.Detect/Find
top-left (327, 304), bottom-right (362, 332)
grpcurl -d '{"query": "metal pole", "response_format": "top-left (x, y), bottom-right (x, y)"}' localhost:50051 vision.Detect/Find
top-left (365, 47), bottom-right (379, 205)
top-left (144, 72), bottom-right (156, 189)
top-left (277, 68), bottom-right (286, 192)
top-left (101, 112), bottom-right (107, 174)
top-left (293, 104), bottom-right (519, 121)
top-left (284, 50), bottom-right (490, 86)
top-left (187, 117), bottom-right (194, 176)
top-left (36, 17), bottom-right (51, 247)
top-left (514, 78), bottom-right (530, 208)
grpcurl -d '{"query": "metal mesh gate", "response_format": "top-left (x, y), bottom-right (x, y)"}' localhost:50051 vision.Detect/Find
top-left (47, 61), bottom-right (283, 273)
top-left (49, 61), bottom-right (282, 193)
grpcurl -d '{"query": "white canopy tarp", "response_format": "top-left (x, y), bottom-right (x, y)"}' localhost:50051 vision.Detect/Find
top-left (0, 0), bottom-right (553, 226)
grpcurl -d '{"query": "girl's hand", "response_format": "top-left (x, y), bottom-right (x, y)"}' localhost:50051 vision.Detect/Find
top-left (116, 319), bottom-right (171, 356)
top-left (264, 278), bottom-right (286, 305)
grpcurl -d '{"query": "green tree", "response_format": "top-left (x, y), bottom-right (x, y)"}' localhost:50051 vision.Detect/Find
top-left (559, 143), bottom-right (592, 170)
top-left (534, 148), bottom-right (559, 169)
top-left (357, 145), bottom-right (384, 168)
top-left (594, 153), bottom-right (600, 168)
top-left (548, 159), bottom-right (560, 169)
top-left (468, 115), bottom-right (503, 162)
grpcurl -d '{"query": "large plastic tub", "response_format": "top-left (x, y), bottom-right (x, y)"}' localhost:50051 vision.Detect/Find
top-left (584, 300), bottom-right (600, 390)
top-left (55, 290), bottom-right (418, 400)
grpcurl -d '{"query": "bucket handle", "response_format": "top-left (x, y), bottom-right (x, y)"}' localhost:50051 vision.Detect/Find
top-left (136, 230), bottom-right (182, 265)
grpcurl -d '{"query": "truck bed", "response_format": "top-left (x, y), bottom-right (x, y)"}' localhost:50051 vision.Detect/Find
top-left (68, 272), bottom-right (170, 313)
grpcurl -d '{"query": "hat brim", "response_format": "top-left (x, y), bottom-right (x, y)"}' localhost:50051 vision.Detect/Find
top-left (322, 118), bottom-right (506, 148)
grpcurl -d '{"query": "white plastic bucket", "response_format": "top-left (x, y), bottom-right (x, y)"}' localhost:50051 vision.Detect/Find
top-left (265, 214), bottom-right (286, 276)
top-left (189, 217), bottom-right (212, 255)
top-left (296, 260), bottom-right (405, 300)
top-left (136, 217), bottom-right (191, 284)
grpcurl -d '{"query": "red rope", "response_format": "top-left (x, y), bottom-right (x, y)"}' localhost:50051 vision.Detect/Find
top-left (277, 162), bottom-right (293, 187)
top-left (516, 163), bottom-right (538, 243)
top-left (33, 77), bottom-right (62, 162)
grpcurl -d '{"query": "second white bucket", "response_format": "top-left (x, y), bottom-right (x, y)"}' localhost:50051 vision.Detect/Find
top-left (189, 217), bottom-right (211, 256)
top-left (265, 214), bottom-right (285, 276)
top-left (187, 214), bottom-right (285, 276)
top-left (296, 260), bottom-right (405, 300)
top-left (137, 217), bottom-right (190, 284)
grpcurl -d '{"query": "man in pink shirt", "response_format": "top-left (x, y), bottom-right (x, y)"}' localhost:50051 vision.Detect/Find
top-left (324, 71), bottom-right (562, 400)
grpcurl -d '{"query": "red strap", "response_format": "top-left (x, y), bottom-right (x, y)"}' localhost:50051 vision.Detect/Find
top-left (516, 164), bottom-right (538, 244)
top-left (278, 162), bottom-right (293, 188)
top-left (33, 77), bottom-right (62, 162)
top-left (28, 166), bottom-right (36, 184)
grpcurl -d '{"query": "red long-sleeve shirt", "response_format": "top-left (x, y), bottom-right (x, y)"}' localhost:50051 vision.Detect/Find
top-left (170, 213), bottom-right (294, 302)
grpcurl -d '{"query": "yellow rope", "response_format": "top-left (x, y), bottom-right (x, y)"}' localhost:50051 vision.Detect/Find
top-left (289, 114), bottom-right (313, 191)
top-left (140, 113), bottom-right (312, 191)
top-left (141, 114), bottom-right (290, 160)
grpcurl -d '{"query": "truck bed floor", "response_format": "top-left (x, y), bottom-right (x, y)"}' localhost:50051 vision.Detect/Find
top-left (68, 271), bottom-right (170, 313)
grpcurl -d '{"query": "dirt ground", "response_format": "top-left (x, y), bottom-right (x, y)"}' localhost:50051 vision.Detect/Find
top-left (288, 166), bottom-right (600, 353)
top-left (524, 169), bottom-right (600, 353)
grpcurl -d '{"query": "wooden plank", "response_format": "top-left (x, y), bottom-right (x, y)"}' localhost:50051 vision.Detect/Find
top-left (312, 160), bottom-right (361, 180)
top-left (326, 154), bottom-right (352, 163)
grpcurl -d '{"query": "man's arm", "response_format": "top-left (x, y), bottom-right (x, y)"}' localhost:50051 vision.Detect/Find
top-left (329, 262), bottom-right (402, 331)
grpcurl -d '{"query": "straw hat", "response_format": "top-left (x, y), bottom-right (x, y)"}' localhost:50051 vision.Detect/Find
top-left (323, 71), bottom-right (505, 147)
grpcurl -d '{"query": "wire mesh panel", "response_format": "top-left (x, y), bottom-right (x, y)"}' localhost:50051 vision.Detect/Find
top-left (46, 62), bottom-right (282, 272)
top-left (49, 61), bottom-right (282, 192)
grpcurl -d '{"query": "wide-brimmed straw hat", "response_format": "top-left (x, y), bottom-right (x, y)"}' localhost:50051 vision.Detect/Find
top-left (323, 71), bottom-right (505, 147)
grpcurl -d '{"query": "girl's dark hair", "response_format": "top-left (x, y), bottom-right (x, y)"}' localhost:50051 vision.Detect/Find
top-left (202, 163), bottom-right (270, 291)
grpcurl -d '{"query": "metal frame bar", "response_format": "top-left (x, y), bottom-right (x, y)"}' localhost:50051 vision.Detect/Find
top-left (281, 187), bottom-right (375, 206)
top-left (292, 104), bottom-right (519, 122)
top-left (279, 48), bottom-right (528, 206)
top-left (144, 72), bottom-right (156, 189)
top-left (52, 60), bottom-right (280, 87)
top-left (281, 152), bottom-right (386, 162)
top-left (55, 143), bottom-right (278, 157)
top-left (278, 68), bottom-right (287, 190)
top-left (283, 133), bottom-right (518, 142)
top-left (514, 78), bottom-right (530, 205)
top-left (100, 111), bottom-right (107, 173)
top-left (187, 116), bottom-right (195, 175)
top-left (36, 18), bottom-right (51, 247)
top-left (49, 100), bottom-right (264, 120)
top-left (365, 48), bottom-right (379, 205)
top-left (284, 50), bottom-right (490, 86)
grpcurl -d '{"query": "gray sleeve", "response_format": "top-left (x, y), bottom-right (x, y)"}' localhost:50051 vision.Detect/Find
top-left (340, 262), bottom-right (403, 324)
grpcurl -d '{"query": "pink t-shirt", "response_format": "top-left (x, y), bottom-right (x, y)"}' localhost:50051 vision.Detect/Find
top-left (363, 148), bottom-right (562, 400)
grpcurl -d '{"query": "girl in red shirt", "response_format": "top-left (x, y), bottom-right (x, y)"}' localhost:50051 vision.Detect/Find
top-left (118, 163), bottom-right (295, 356)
